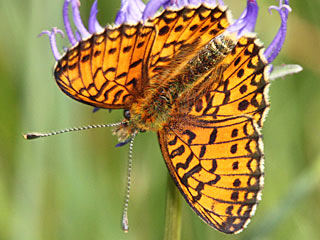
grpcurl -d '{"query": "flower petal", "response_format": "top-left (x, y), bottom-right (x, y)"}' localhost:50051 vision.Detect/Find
top-left (142, 0), bottom-right (224, 21)
top-left (38, 28), bottom-right (64, 61)
top-left (71, 0), bottom-right (90, 39)
top-left (115, 0), bottom-right (146, 25)
top-left (89, 0), bottom-right (103, 33)
top-left (227, 0), bottom-right (259, 37)
top-left (142, 0), bottom-right (170, 21)
top-left (265, 0), bottom-right (291, 63)
top-left (217, 0), bottom-right (224, 5)
top-left (63, 0), bottom-right (77, 45)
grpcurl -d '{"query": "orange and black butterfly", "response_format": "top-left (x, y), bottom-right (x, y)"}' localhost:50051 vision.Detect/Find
top-left (45, 4), bottom-right (270, 234)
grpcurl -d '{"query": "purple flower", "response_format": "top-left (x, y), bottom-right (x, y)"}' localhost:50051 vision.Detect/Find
top-left (228, 0), bottom-right (291, 64)
top-left (40, 0), bottom-right (291, 68)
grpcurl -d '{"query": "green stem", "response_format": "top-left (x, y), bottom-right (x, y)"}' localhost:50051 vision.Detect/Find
top-left (163, 173), bottom-right (181, 240)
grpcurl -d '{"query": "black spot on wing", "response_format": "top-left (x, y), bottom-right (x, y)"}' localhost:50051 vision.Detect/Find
top-left (123, 46), bottom-right (132, 53)
top-left (231, 129), bottom-right (238, 138)
top-left (129, 59), bottom-right (142, 69)
top-left (232, 161), bottom-right (239, 170)
top-left (181, 164), bottom-right (202, 186)
top-left (207, 174), bottom-right (221, 185)
top-left (81, 54), bottom-right (90, 63)
top-left (208, 128), bottom-right (217, 144)
top-left (199, 145), bottom-right (206, 158)
top-left (108, 48), bottom-right (117, 54)
top-left (170, 145), bottom-right (185, 158)
top-left (208, 159), bottom-right (217, 173)
top-left (183, 130), bottom-right (196, 145)
top-left (238, 100), bottom-right (249, 111)
top-left (159, 25), bottom-right (170, 36)
top-left (240, 84), bottom-right (247, 94)
top-left (230, 144), bottom-right (238, 154)
top-left (231, 191), bottom-right (239, 201)
top-left (176, 152), bottom-right (194, 171)
top-left (168, 136), bottom-right (178, 146)
top-left (233, 179), bottom-right (241, 187)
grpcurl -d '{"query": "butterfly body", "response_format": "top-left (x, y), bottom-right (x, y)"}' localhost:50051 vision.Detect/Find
top-left (53, 4), bottom-right (269, 234)
top-left (128, 34), bottom-right (236, 133)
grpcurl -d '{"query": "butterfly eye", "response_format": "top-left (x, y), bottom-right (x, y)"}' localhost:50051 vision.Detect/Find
top-left (123, 110), bottom-right (131, 120)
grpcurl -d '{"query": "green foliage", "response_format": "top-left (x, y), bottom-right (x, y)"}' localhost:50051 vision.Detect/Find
top-left (0, 1), bottom-right (319, 240)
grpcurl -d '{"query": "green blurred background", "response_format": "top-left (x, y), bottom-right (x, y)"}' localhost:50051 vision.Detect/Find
top-left (0, 0), bottom-right (319, 239)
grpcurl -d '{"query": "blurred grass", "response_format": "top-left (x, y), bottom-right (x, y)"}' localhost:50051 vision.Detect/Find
top-left (0, 0), bottom-right (319, 239)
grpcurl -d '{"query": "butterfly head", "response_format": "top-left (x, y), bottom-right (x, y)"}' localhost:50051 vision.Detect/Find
top-left (112, 109), bottom-right (149, 145)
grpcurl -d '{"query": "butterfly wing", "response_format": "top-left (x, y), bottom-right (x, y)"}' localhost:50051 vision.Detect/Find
top-left (54, 4), bottom-right (230, 109)
top-left (158, 35), bottom-right (269, 234)
top-left (185, 35), bottom-right (270, 126)
top-left (54, 23), bottom-right (156, 109)
top-left (147, 4), bottom-right (230, 81)
top-left (158, 116), bottom-right (263, 234)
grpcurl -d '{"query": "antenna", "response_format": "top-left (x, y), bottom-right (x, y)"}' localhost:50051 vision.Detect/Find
top-left (24, 121), bottom-right (137, 232)
top-left (121, 131), bottom-right (137, 233)
top-left (23, 122), bottom-right (122, 140)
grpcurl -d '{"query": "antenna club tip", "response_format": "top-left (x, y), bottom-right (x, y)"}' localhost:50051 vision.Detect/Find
top-left (121, 214), bottom-right (129, 233)
top-left (23, 133), bottom-right (40, 140)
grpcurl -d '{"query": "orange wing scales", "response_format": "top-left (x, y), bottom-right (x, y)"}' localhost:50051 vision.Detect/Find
top-left (54, 4), bottom-right (230, 109)
top-left (158, 116), bottom-right (264, 234)
top-left (158, 30), bottom-right (269, 233)
top-left (147, 5), bottom-right (229, 80)
top-left (186, 36), bottom-right (269, 127)
top-left (54, 23), bottom-right (156, 109)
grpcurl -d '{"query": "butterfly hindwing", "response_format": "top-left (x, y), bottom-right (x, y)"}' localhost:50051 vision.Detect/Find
top-left (158, 35), bottom-right (269, 233)
top-left (185, 35), bottom-right (270, 127)
top-left (158, 115), bottom-right (264, 234)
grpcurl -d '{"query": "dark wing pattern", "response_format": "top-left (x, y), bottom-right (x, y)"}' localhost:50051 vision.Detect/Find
top-left (147, 4), bottom-right (230, 81)
top-left (54, 23), bottom-right (156, 109)
top-left (158, 35), bottom-right (269, 233)
top-left (186, 35), bottom-right (270, 126)
top-left (54, 5), bottom-right (228, 108)
top-left (54, 4), bottom-right (230, 110)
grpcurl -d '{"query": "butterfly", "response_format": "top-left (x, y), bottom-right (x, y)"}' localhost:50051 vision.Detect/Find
top-left (53, 4), bottom-right (269, 234)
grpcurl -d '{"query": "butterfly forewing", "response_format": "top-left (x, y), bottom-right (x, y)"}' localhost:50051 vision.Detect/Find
top-left (54, 4), bottom-right (230, 110)
top-left (54, 23), bottom-right (156, 109)
top-left (147, 4), bottom-right (230, 80)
